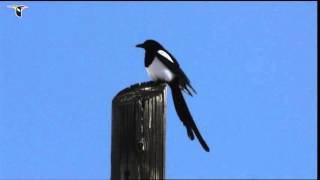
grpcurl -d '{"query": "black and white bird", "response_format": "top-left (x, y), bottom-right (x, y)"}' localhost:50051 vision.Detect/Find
top-left (136, 39), bottom-right (210, 152)
top-left (7, 5), bottom-right (28, 18)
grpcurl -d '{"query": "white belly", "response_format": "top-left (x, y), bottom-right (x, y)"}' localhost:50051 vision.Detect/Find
top-left (146, 57), bottom-right (175, 82)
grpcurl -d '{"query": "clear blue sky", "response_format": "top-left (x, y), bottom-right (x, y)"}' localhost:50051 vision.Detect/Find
top-left (0, 2), bottom-right (317, 179)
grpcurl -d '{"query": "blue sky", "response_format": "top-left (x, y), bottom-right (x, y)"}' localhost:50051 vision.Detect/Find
top-left (0, 2), bottom-right (317, 179)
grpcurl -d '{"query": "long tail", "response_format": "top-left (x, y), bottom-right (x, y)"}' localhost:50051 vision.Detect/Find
top-left (169, 81), bottom-right (210, 152)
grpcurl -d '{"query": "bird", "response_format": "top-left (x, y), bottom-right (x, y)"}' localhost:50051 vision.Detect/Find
top-left (7, 5), bottom-right (29, 18)
top-left (136, 39), bottom-right (210, 152)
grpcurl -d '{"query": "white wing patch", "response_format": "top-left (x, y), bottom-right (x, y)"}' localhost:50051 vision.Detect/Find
top-left (157, 50), bottom-right (174, 63)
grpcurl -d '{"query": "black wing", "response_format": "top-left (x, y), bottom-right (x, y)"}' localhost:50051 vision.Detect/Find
top-left (156, 50), bottom-right (197, 96)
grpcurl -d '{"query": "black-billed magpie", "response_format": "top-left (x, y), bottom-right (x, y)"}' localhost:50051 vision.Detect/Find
top-left (136, 39), bottom-right (210, 152)
top-left (7, 5), bottom-right (28, 18)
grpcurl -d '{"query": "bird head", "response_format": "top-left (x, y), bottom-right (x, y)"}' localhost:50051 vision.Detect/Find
top-left (136, 39), bottom-right (162, 51)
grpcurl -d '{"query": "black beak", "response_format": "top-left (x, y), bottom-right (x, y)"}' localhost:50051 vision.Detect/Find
top-left (136, 43), bottom-right (144, 48)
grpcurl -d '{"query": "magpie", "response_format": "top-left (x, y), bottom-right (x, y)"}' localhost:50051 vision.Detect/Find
top-left (136, 39), bottom-right (210, 152)
top-left (7, 5), bottom-right (28, 18)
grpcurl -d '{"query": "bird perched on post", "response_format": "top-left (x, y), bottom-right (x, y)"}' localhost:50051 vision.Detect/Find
top-left (136, 39), bottom-right (210, 152)
top-left (7, 5), bottom-right (29, 18)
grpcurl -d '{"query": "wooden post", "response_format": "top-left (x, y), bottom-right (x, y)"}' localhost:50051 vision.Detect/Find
top-left (111, 81), bottom-right (167, 180)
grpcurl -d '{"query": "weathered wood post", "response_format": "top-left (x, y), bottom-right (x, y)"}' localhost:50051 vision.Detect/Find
top-left (111, 81), bottom-right (167, 180)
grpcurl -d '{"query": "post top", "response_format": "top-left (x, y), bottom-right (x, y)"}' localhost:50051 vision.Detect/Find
top-left (113, 81), bottom-right (166, 105)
